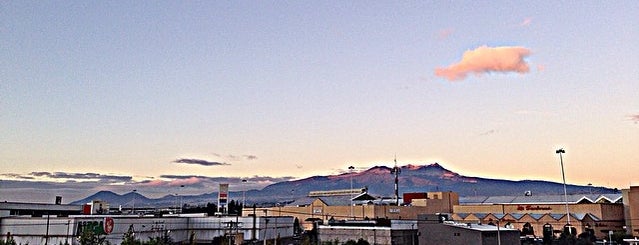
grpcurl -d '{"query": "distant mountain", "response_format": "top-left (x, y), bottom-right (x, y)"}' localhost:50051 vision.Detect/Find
top-left (260, 163), bottom-right (616, 199)
top-left (72, 190), bottom-right (152, 207)
top-left (72, 163), bottom-right (617, 207)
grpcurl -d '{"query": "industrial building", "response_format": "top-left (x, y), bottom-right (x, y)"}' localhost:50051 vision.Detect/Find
top-left (0, 213), bottom-right (293, 244)
top-left (418, 214), bottom-right (520, 245)
top-left (318, 219), bottom-right (418, 245)
top-left (247, 190), bottom-right (458, 230)
top-left (0, 201), bottom-right (83, 217)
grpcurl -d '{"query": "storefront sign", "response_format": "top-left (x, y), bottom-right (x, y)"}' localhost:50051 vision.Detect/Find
top-left (517, 205), bottom-right (552, 211)
top-left (76, 217), bottom-right (114, 235)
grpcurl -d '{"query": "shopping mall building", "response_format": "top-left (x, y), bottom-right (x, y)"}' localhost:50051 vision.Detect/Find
top-left (250, 186), bottom-right (639, 239)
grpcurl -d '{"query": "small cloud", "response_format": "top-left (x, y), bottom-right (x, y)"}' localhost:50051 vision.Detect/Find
top-left (628, 114), bottom-right (639, 123)
top-left (479, 129), bottom-right (498, 136)
top-left (0, 173), bottom-right (35, 180)
top-left (209, 153), bottom-right (257, 161)
top-left (537, 64), bottom-right (545, 72)
top-left (515, 110), bottom-right (553, 117)
top-left (27, 172), bottom-right (132, 183)
top-left (435, 45), bottom-right (532, 81)
top-left (247, 175), bottom-right (296, 183)
top-left (173, 158), bottom-right (229, 166)
top-left (438, 28), bottom-right (454, 40)
top-left (519, 17), bottom-right (533, 27)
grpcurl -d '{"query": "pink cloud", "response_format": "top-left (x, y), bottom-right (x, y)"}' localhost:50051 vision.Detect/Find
top-left (519, 17), bottom-right (533, 27)
top-left (170, 177), bottom-right (202, 186)
top-left (139, 179), bottom-right (167, 187)
top-left (537, 64), bottom-right (545, 72)
top-left (435, 46), bottom-right (532, 81)
top-left (438, 28), bottom-right (454, 40)
top-left (628, 114), bottom-right (639, 123)
top-left (138, 177), bottom-right (203, 187)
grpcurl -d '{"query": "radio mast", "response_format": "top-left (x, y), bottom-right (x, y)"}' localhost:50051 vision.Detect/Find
top-left (390, 155), bottom-right (401, 206)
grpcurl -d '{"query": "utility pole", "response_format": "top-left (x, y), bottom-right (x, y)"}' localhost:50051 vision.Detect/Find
top-left (349, 165), bottom-right (355, 219)
top-left (252, 204), bottom-right (257, 242)
top-left (44, 212), bottom-right (50, 245)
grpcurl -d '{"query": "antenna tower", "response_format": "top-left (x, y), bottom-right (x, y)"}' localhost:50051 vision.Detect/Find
top-left (390, 155), bottom-right (401, 206)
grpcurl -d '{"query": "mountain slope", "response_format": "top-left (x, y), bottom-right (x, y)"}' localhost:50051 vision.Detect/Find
top-left (73, 163), bottom-right (616, 206)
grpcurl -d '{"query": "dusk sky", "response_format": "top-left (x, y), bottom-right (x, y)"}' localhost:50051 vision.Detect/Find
top-left (2, 1), bottom-right (638, 203)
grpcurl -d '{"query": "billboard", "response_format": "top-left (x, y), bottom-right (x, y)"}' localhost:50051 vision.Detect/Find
top-left (76, 217), bottom-right (114, 235)
top-left (218, 183), bottom-right (229, 213)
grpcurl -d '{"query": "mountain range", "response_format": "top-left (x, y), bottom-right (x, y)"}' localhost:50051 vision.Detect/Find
top-left (72, 163), bottom-right (616, 207)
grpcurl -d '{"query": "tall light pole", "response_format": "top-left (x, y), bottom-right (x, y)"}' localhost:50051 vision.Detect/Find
top-left (174, 193), bottom-right (179, 213)
top-left (242, 179), bottom-right (248, 207)
top-left (496, 219), bottom-right (501, 245)
top-left (132, 189), bottom-right (137, 214)
top-left (179, 185), bottom-right (185, 213)
top-left (348, 166), bottom-right (355, 219)
top-left (556, 148), bottom-right (571, 227)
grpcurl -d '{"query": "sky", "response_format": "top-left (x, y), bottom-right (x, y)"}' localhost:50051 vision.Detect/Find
top-left (1, 1), bottom-right (638, 203)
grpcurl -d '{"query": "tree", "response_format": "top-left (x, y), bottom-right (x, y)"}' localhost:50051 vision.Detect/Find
top-left (79, 229), bottom-right (110, 245)
top-left (143, 230), bottom-right (173, 245)
top-left (344, 239), bottom-right (370, 245)
top-left (121, 224), bottom-right (141, 245)
top-left (293, 218), bottom-right (302, 235)
top-left (182, 202), bottom-right (218, 215)
top-left (0, 234), bottom-right (17, 245)
top-left (227, 200), bottom-right (244, 215)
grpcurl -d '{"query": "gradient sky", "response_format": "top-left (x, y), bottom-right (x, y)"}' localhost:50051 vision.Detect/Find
top-left (1, 1), bottom-right (638, 203)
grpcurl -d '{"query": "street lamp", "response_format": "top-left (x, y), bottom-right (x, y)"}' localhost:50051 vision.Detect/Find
top-left (179, 185), bottom-right (185, 213)
top-left (242, 179), bottom-right (248, 208)
top-left (348, 166), bottom-right (355, 219)
top-left (132, 189), bottom-right (137, 214)
top-left (556, 148), bottom-right (571, 229)
top-left (174, 193), bottom-right (179, 213)
top-left (496, 219), bottom-right (501, 245)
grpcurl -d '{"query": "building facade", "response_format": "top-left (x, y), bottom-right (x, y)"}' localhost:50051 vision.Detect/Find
top-left (452, 194), bottom-right (625, 239)
top-left (318, 220), bottom-right (418, 245)
top-left (623, 186), bottom-right (639, 236)
top-left (246, 191), bottom-right (458, 230)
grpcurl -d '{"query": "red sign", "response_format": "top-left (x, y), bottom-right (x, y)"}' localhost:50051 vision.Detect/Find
top-left (103, 217), bottom-right (114, 234)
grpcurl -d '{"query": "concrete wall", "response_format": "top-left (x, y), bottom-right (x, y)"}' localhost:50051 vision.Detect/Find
top-left (318, 226), bottom-right (417, 245)
top-left (319, 226), bottom-right (393, 245)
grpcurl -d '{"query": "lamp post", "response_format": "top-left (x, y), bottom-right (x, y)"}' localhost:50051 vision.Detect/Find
top-left (132, 189), bottom-right (137, 214)
top-left (179, 185), bottom-right (185, 213)
top-left (242, 179), bottom-right (248, 208)
top-left (348, 165), bottom-right (355, 219)
top-left (496, 219), bottom-right (501, 245)
top-left (556, 148), bottom-right (571, 228)
top-left (174, 193), bottom-right (178, 213)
